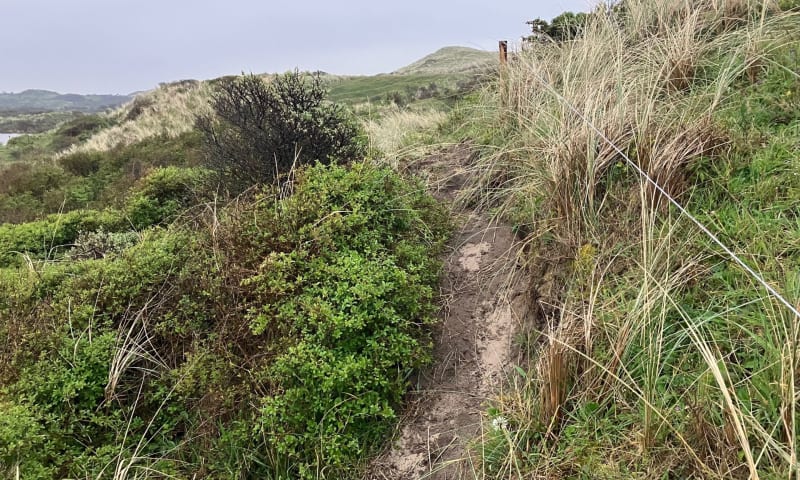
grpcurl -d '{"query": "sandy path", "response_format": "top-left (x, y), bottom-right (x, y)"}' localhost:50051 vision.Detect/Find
top-left (367, 146), bottom-right (533, 479)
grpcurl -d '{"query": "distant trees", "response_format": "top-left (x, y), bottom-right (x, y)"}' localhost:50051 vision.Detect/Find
top-left (525, 11), bottom-right (589, 43)
top-left (197, 72), bottom-right (365, 194)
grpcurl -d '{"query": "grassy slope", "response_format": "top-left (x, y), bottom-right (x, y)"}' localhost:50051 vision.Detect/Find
top-left (392, 46), bottom-right (495, 75)
top-left (327, 73), bottom-right (462, 104)
top-left (0, 44), bottom-right (480, 226)
top-left (439, 1), bottom-right (800, 478)
top-left (328, 46), bottom-right (492, 106)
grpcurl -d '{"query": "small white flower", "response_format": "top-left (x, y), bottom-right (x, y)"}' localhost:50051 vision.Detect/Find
top-left (491, 416), bottom-right (509, 431)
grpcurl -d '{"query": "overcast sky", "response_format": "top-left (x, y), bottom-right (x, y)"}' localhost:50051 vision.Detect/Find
top-left (0, 0), bottom-right (591, 94)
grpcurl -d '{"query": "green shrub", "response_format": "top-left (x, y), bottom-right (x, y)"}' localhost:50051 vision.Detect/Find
top-left (0, 209), bottom-right (125, 266)
top-left (0, 162), bottom-right (449, 479)
top-left (237, 162), bottom-right (449, 477)
top-left (0, 162), bottom-right (67, 198)
top-left (49, 114), bottom-right (111, 152)
top-left (198, 72), bottom-right (366, 192)
top-left (0, 402), bottom-right (47, 475)
top-left (124, 166), bottom-right (211, 228)
top-left (3, 332), bottom-right (128, 479)
top-left (67, 229), bottom-right (139, 259)
top-left (57, 151), bottom-right (103, 176)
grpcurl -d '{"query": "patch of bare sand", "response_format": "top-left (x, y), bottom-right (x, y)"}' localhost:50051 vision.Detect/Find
top-left (366, 146), bottom-right (533, 479)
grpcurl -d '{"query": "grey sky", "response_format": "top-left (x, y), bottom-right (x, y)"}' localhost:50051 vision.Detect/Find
top-left (1, 0), bottom-right (590, 94)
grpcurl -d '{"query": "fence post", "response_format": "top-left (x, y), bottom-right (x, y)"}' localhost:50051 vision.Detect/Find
top-left (499, 41), bottom-right (509, 107)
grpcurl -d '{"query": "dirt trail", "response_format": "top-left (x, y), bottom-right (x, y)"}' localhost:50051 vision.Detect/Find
top-left (367, 146), bottom-right (533, 479)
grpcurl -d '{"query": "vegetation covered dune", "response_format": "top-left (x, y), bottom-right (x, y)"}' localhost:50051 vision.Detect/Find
top-left (448, 0), bottom-right (800, 477)
top-left (58, 80), bottom-right (213, 157)
top-left (1, 0), bottom-right (799, 478)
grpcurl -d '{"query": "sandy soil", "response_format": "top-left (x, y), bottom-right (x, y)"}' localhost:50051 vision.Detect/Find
top-left (366, 145), bottom-right (533, 479)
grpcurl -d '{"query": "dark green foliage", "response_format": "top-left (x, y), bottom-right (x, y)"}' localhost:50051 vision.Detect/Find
top-left (0, 402), bottom-right (48, 477)
top-left (124, 166), bottom-right (211, 228)
top-left (0, 131), bottom-right (204, 224)
top-left (198, 72), bottom-right (365, 192)
top-left (237, 163), bottom-right (449, 476)
top-left (0, 209), bottom-right (125, 266)
top-left (6, 333), bottom-right (121, 477)
top-left (526, 11), bottom-right (589, 42)
top-left (0, 166), bottom-right (210, 266)
top-left (0, 230), bottom-right (202, 478)
top-left (0, 162), bottom-right (67, 198)
top-left (58, 151), bottom-right (103, 176)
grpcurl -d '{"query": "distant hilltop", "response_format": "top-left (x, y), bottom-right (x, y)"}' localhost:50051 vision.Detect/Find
top-left (392, 46), bottom-right (495, 75)
top-left (0, 89), bottom-right (133, 113)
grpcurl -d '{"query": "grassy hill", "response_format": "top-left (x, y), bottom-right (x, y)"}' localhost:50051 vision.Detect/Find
top-left (1, 46), bottom-right (492, 155)
top-left (392, 46), bottom-right (495, 75)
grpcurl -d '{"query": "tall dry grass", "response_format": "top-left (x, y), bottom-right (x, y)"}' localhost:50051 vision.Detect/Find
top-left (58, 81), bottom-right (212, 157)
top-left (458, 0), bottom-right (800, 478)
top-left (362, 105), bottom-right (447, 167)
top-left (465, 0), bottom-right (792, 244)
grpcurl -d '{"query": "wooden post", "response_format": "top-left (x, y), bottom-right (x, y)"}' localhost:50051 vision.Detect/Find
top-left (499, 40), bottom-right (508, 66)
top-left (499, 41), bottom-right (509, 107)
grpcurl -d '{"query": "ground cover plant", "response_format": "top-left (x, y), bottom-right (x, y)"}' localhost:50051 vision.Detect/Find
top-left (0, 161), bottom-right (449, 479)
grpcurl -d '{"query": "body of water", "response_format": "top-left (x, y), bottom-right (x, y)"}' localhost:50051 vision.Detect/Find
top-left (0, 133), bottom-right (22, 146)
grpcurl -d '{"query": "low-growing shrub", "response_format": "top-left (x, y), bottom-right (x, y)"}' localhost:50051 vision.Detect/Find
top-left (124, 166), bottom-right (211, 228)
top-left (0, 162), bottom-right (450, 479)
top-left (57, 151), bottom-right (103, 176)
top-left (49, 114), bottom-right (112, 152)
top-left (232, 162), bottom-right (449, 476)
top-left (0, 209), bottom-right (125, 266)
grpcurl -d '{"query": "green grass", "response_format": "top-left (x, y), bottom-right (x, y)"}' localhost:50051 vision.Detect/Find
top-left (392, 46), bottom-right (495, 75)
top-left (327, 73), bottom-right (473, 106)
top-left (0, 132), bottom-right (55, 163)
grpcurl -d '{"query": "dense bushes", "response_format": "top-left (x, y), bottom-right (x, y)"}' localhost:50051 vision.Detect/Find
top-left (0, 166), bottom-right (210, 266)
top-left (0, 209), bottom-right (125, 266)
top-left (124, 166), bottom-right (210, 228)
top-left (0, 162), bottom-right (449, 478)
top-left (49, 114), bottom-right (112, 152)
top-left (239, 163), bottom-right (449, 475)
top-left (0, 131), bottom-right (204, 224)
top-left (198, 72), bottom-right (365, 192)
